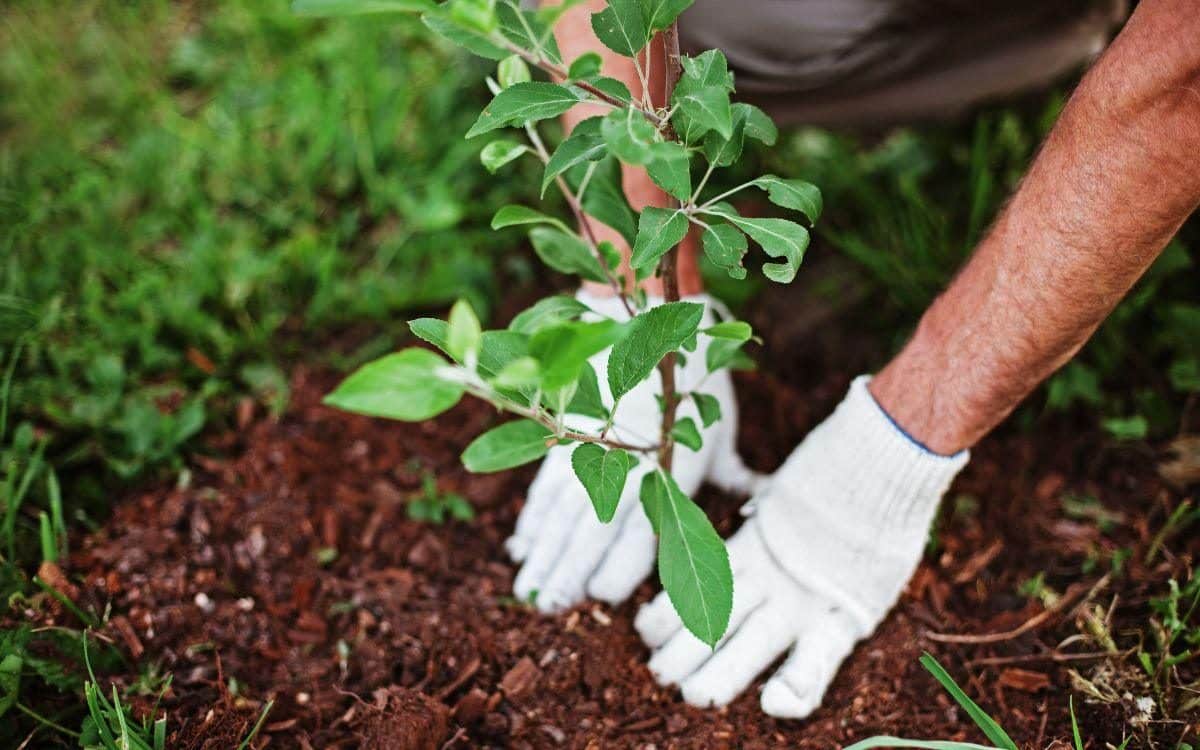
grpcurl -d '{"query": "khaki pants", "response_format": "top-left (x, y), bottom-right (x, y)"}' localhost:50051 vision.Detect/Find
top-left (678, 0), bottom-right (1127, 127)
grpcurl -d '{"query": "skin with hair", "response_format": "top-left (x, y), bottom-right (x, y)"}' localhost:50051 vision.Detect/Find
top-left (870, 0), bottom-right (1200, 453)
top-left (554, 0), bottom-right (1200, 454)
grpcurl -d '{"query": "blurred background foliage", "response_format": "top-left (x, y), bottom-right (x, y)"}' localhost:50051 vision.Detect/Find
top-left (0, 0), bottom-right (1198, 742)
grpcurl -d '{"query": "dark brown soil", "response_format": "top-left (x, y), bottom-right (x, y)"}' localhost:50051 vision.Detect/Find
top-left (30, 291), bottom-right (1200, 748)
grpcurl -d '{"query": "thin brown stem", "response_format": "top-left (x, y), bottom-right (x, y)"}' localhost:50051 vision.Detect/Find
top-left (654, 24), bottom-right (685, 472)
top-left (523, 121), bottom-right (636, 317)
top-left (462, 382), bottom-right (656, 454)
top-left (504, 42), bottom-right (664, 126)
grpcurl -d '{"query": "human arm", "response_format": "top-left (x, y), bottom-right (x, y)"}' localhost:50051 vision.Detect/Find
top-left (871, 0), bottom-right (1200, 454)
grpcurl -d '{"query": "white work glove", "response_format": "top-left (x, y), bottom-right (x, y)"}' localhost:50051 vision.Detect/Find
top-left (636, 375), bottom-right (969, 718)
top-left (506, 289), bottom-right (763, 613)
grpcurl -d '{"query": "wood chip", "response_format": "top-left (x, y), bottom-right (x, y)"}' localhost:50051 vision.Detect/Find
top-left (998, 667), bottom-right (1051, 693)
top-left (1160, 435), bottom-right (1200, 488)
top-left (953, 539), bottom-right (1004, 584)
top-left (499, 657), bottom-right (541, 698)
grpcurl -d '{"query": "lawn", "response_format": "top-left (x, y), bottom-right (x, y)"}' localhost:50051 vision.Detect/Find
top-left (1, 0), bottom-right (1198, 747)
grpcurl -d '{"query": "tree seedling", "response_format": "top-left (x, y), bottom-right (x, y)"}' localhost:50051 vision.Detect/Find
top-left (302, 0), bottom-right (821, 646)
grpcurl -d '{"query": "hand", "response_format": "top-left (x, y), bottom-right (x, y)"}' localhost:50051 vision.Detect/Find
top-left (506, 289), bottom-right (763, 613)
top-left (636, 376), bottom-right (968, 717)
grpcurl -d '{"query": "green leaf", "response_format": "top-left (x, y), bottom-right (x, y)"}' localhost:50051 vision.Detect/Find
top-left (422, 9), bottom-right (507, 59)
top-left (919, 653), bottom-right (1018, 750)
top-left (571, 444), bottom-right (637, 522)
top-left (492, 205), bottom-right (571, 233)
top-left (673, 85), bottom-right (732, 141)
top-left (705, 337), bottom-right (746, 373)
top-left (842, 738), bottom-right (1001, 750)
top-left (293, 0), bottom-right (433, 15)
top-left (467, 82), bottom-right (583, 138)
top-left (566, 362), bottom-right (609, 419)
top-left (671, 417), bottom-right (702, 451)
top-left (409, 320), bottom-right (529, 378)
top-left (751, 175), bottom-right (822, 224)
top-left (642, 0), bottom-right (694, 31)
top-left (585, 76), bottom-right (633, 104)
top-left (462, 420), bottom-right (554, 472)
top-left (568, 52), bottom-right (603, 79)
top-left (0, 654), bottom-right (20, 718)
top-left (651, 471), bottom-right (733, 646)
top-left (480, 140), bottom-right (528, 173)
top-left (638, 470), bottom-right (665, 535)
top-left (530, 319), bottom-right (628, 390)
top-left (680, 49), bottom-right (734, 90)
top-left (450, 0), bottom-right (498, 33)
top-left (645, 142), bottom-right (691, 201)
top-left (325, 348), bottom-right (464, 421)
top-left (479, 331), bottom-right (530, 376)
top-left (446, 299), bottom-right (482, 363)
top-left (703, 320), bottom-right (752, 341)
top-left (497, 54), bottom-right (532, 87)
top-left (589, 0), bottom-right (649, 57)
top-left (700, 106), bottom-right (746, 167)
top-left (700, 224), bottom-right (748, 280)
top-left (543, 117), bottom-right (606, 197)
top-left (497, 1), bottom-right (562, 63)
top-left (492, 356), bottom-right (541, 388)
top-left (534, 0), bottom-right (590, 27)
top-left (672, 50), bottom-right (734, 142)
top-left (738, 103), bottom-right (778, 146)
top-left (692, 392), bottom-right (721, 427)
top-left (601, 107), bottom-right (660, 165)
top-left (577, 159), bottom-right (637, 245)
top-left (1102, 415), bottom-right (1148, 441)
top-left (630, 207), bottom-right (689, 270)
top-left (529, 227), bottom-right (608, 283)
top-left (703, 205), bottom-right (808, 283)
top-left (509, 295), bottom-right (592, 334)
top-left (608, 302), bottom-right (704, 399)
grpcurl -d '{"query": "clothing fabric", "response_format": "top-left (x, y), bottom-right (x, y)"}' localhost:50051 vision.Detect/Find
top-left (678, 0), bottom-right (1128, 126)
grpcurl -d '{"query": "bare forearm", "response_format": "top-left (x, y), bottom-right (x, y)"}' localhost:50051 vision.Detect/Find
top-left (872, 0), bottom-right (1200, 454)
top-left (546, 0), bottom-right (703, 296)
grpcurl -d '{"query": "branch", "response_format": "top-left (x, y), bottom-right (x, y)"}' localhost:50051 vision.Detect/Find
top-left (462, 382), bottom-right (657, 454)
top-left (522, 121), bottom-right (637, 318)
top-left (654, 24), bottom-right (685, 472)
top-left (503, 41), bottom-right (665, 127)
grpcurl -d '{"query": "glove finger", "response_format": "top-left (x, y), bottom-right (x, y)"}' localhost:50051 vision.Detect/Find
top-left (586, 503), bottom-right (656, 605)
top-left (646, 575), bottom-right (766, 686)
top-left (512, 486), bottom-right (586, 608)
top-left (537, 481), bottom-right (641, 613)
top-left (679, 605), bottom-right (794, 709)
top-left (704, 420), bottom-right (766, 497)
top-left (760, 608), bottom-right (858, 719)
top-left (506, 450), bottom-right (571, 562)
top-left (633, 587), bottom-right (681, 649)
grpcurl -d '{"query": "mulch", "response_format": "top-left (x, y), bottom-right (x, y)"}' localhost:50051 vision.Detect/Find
top-left (19, 286), bottom-right (1200, 748)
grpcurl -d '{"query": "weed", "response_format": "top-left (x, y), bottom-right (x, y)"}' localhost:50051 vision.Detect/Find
top-left (408, 473), bottom-right (474, 524)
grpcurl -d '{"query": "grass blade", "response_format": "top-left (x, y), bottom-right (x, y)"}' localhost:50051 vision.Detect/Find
top-left (844, 738), bottom-right (1000, 750)
top-left (919, 653), bottom-right (1018, 750)
top-left (237, 699), bottom-right (275, 750)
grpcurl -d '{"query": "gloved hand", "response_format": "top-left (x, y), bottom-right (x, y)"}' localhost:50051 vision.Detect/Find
top-left (636, 376), bottom-right (968, 718)
top-left (506, 289), bottom-right (763, 613)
